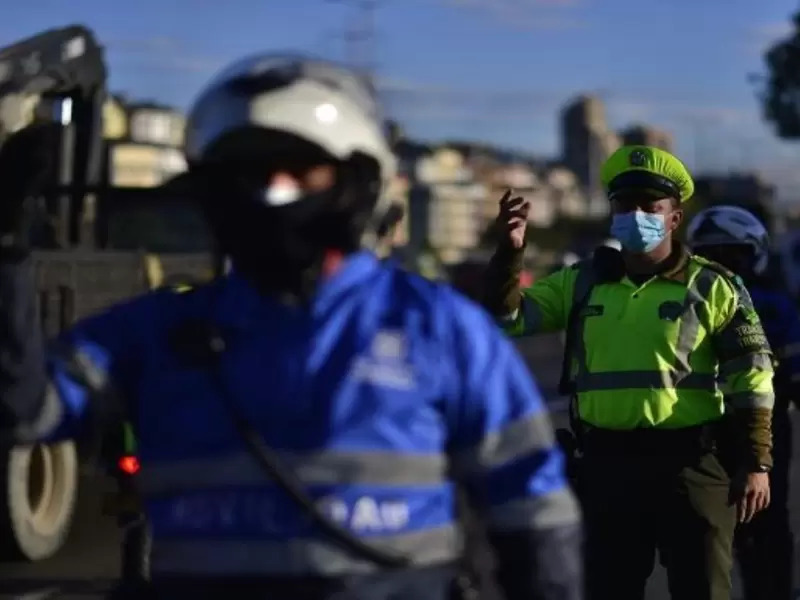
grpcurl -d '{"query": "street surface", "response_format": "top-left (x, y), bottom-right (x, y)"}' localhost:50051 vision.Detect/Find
top-left (0, 333), bottom-right (798, 598)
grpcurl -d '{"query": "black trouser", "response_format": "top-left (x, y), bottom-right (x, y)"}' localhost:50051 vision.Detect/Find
top-left (735, 411), bottom-right (795, 600)
top-left (109, 565), bottom-right (466, 600)
top-left (580, 426), bottom-right (736, 600)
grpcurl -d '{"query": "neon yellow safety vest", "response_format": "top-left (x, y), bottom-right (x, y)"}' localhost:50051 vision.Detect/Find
top-left (505, 252), bottom-right (775, 430)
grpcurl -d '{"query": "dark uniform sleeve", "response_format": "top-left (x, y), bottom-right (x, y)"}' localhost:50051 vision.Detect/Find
top-left (444, 290), bottom-right (583, 600)
top-left (0, 251), bottom-right (149, 444)
top-left (711, 276), bottom-right (775, 469)
top-left (483, 245), bottom-right (575, 337)
top-left (483, 244), bottom-right (526, 320)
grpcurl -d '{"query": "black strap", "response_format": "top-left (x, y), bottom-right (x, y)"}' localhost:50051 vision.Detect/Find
top-left (557, 263), bottom-right (595, 447)
top-left (557, 247), bottom-right (625, 441)
top-left (169, 320), bottom-right (411, 569)
top-left (557, 263), bottom-right (596, 397)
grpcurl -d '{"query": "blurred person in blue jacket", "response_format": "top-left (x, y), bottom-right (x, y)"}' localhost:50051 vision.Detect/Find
top-left (687, 205), bottom-right (799, 600)
top-left (0, 54), bottom-right (581, 600)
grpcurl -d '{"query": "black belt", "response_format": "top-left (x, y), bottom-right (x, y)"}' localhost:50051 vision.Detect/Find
top-left (580, 421), bottom-right (722, 456)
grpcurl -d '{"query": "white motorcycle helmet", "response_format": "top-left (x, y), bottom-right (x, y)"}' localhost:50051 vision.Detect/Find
top-left (686, 205), bottom-right (770, 275)
top-left (600, 238), bottom-right (622, 251)
top-left (184, 52), bottom-right (397, 247)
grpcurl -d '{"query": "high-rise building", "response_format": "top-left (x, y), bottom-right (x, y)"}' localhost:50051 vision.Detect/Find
top-left (620, 124), bottom-right (674, 153)
top-left (560, 95), bottom-right (620, 200)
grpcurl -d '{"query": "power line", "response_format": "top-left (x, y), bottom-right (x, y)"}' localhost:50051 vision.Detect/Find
top-left (326, 0), bottom-right (379, 84)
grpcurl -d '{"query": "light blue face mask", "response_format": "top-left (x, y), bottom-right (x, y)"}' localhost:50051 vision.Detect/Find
top-left (609, 212), bottom-right (667, 253)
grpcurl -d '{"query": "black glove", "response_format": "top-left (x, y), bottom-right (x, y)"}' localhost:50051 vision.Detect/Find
top-left (0, 122), bottom-right (60, 237)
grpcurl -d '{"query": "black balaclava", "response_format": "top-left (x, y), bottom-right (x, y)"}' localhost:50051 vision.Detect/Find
top-left (194, 132), bottom-right (382, 300)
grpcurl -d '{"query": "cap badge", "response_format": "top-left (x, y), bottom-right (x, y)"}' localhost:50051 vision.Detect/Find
top-left (629, 150), bottom-right (647, 166)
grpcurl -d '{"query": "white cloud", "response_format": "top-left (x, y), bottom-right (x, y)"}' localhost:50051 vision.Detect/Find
top-left (440, 0), bottom-right (587, 30)
top-left (378, 77), bottom-right (563, 103)
top-left (608, 100), bottom-right (755, 128)
top-left (445, 0), bottom-right (582, 9)
top-left (380, 82), bottom-right (784, 175)
top-left (377, 78), bottom-right (569, 122)
top-left (387, 104), bottom-right (554, 122)
top-left (378, 80), bottom-right (758, 130)
top-left (105, 36), bottom-right (180, 53)
top-left (106, 36), bottom-right (225, 75)
top-left (742, 20), bottom-right (794, 56)
top-left (605, 100), bottom-right (655, 123)
top-left (750, 22), bottom-right (794, 42)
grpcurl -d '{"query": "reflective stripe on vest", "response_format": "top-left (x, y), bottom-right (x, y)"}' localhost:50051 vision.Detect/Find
top-left (571, 264), bottom-right (718, 393)
top-left (719, 353), bottom-right (773, 379)
top-left (150, 525), bottom-right (459, 576)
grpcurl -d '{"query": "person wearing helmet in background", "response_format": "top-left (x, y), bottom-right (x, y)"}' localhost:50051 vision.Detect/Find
top-left (0, 55), bottom-right (581, 599)
top-left (483, 145), bottom-right (775, 599)
top-left (687, 205), bottom-right (799, 600)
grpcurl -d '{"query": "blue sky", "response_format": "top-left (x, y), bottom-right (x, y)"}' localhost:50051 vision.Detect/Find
top-left (3, 0), bottom-right (800, 196)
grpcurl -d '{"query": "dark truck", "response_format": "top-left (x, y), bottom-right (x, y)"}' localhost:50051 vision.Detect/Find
top-left (0, 25), bottom-right (215, 564)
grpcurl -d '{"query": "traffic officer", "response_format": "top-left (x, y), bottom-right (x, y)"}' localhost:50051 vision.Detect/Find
top-left (687, 205), bottom-right (799, 600)
top-left (0, 54), bottom-right (582, 599)
top-left (483, 145), bottom-right (774, 600)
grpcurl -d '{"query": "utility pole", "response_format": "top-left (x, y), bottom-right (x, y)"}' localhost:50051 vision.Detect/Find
top-left (326, 0), bottom-right (379, 85)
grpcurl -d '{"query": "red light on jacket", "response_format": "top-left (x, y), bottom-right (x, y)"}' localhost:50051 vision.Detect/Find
top-left (519, 271), bottom-right (534, 287)
top-left (118, 455), bottom-right (140, 475)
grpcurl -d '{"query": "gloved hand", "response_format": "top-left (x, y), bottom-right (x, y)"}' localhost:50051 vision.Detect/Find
top-left (0, 122), bottom-right (59, 236)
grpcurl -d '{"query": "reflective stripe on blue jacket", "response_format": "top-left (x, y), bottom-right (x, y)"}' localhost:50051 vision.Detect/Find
top-left (1, 251), bottom-right (580, 592)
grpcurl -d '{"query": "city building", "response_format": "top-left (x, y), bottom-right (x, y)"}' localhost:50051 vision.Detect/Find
top-left (486, 162), bottom-right (558, 228)
top-left (545, 167), bottom-right (589, 219)
top-left (412, 146), bottom-right (487, 264)
top-left (103, 98), bottom-right (187, 187)
top-left (620, 124), bottom-right (674, 153)
top-left (560, 95), bottom-right (620, 202)
top-left (102, 96), bottom-right (128, 140)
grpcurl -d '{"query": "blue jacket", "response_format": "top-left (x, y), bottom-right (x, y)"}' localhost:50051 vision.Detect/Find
top-left (0, 251), bottom-right (581, 599)
top-left (748, 282), bottom-right (800, 411)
